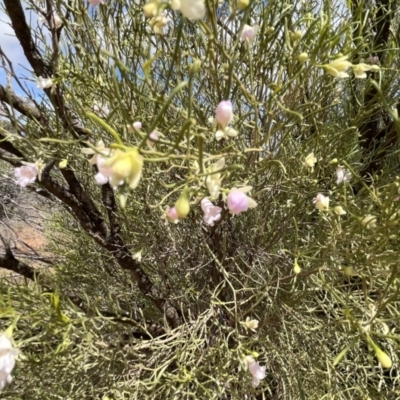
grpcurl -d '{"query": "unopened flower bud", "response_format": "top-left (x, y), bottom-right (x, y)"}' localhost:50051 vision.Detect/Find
top-left (297, 52), bottom-right (308, 62)
top-left (58, 159), bottom-right (68, 169)
top-left (333, 206), bottom-right (346, 216)
top-left (293, 259), bottom-right (301, 274)
top-left (294, 30), bottom-right (303, 39)
top-left (361, 215), bottom-right (377, 229)
top-left (368, 336), bottom-right (392, 369)
top-left (175, 186), bottom-right (190, 218)
top-left (119, 194), bottom-right (127, 209)
top-left (237, 0), bottom-right (250, 10)
top-left (143, 2), bottom-right (158, 17)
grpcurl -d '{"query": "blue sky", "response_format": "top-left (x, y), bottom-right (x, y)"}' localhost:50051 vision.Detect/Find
top-left (0, 4), bottom-right (40, 97)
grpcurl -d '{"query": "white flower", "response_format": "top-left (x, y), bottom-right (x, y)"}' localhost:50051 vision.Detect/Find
top-left (244, 356), bottom-right (266, 388)
top-left (336, 167), bottom-right (351, 184)
top-left (36, 76), bottom-right (53, 89)
top-left (132, 250), bottom-right (142, 262)
top-left (205, 158), bottom-right (225, 198)
top-left (82, 140), bottom-right (111, 165)
top-left (304, 152), bottom-right (317, 168)
top-left (215, 127), bottom-right (238, 141)
top-left (201, 198), bottom-right (222, 226)
top-left (314, 193), bottom-right (329, 211)
top-left (170, 0), bottom-right (205, 20)
top-left (14, 165), bottom-right (38, 187)
top-left (0, 334), bottom-right (17, 391)
top-left (243, 317), bottom-right (259, 332)
top-left (14, 159), bottom-right (44, 187)
top-left (82, 141), bottom-right (113, 185)
top-left (94, 172), bottom-right (108, 185)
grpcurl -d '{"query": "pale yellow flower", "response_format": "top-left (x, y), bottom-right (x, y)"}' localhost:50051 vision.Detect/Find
top-left (352, 63), bottom-right (372, 79)
top-left (151, 12), bottom-right (170, 34)
top-left (304, 152), bottom-right (317, 168)
top-left (314, 194), bottom-right (329, 211)
top-left (243, 317), bottom-right (259, 332)
top-left (323, 56), bottom-right (352, 78)
top-left (103, 148), bottom-right (143, 189)
top-left (205, 158), bottom-right (225, 198)
top-left (361, 215), bottom-right (377, 229)
top-left (333, 206), bottom-right (346, 216)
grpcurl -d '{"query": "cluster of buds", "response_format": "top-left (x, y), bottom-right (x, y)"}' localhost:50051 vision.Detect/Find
top-left (163, 184), bottom-right (257, 225)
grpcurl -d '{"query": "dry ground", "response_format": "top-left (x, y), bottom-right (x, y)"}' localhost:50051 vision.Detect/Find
top-left (0, 191), bottom-right (50, 277)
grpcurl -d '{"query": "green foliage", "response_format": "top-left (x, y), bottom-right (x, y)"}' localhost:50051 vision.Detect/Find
top-left (1, 0), bottom-right (400, 398)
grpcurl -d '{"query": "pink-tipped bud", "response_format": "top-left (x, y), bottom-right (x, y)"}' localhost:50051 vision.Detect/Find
top-left (215, 101), bottom-right (233, 128)
top-left (133, 121), bottom-right (142, 130)
top-left (166, 206), bottom-right (179, 223)
top-left (149, 131), bottom-right (158, 141)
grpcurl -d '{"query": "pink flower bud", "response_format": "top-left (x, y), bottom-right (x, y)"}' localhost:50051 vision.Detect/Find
top-left (149, 131), bottom-right (158, 141)
top-left (215, 101), bottom-right (233, 128)
top-left (147, 130), bottom-right (159, 147)
top-left (166, 206), bottom-right (179, 223)
top-left (241, 24), bottom-right (259, 44)
top-left (133, 121), bottom-right (142, 130)
top-left (369, 56), bottom-right (379, 65)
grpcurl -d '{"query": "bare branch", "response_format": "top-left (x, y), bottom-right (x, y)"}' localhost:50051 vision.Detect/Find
top-left (3, 0), bottom-right (52, 77)
top-left (0, 84), bottom-right (42, 121)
